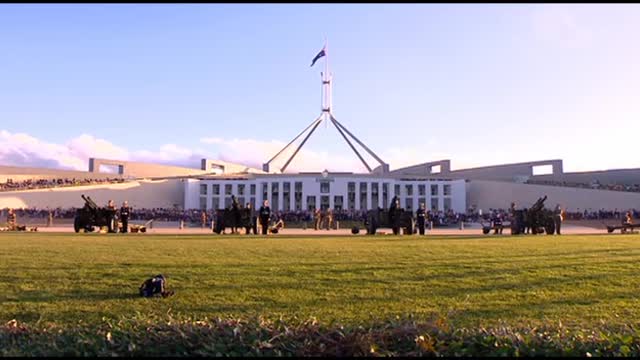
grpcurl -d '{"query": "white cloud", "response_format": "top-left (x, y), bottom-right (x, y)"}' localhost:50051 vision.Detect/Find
top-left (0, 129), bottom-right (488, 175)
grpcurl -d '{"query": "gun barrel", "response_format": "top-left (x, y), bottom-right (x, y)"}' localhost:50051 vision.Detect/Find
top-left (84, 196), bottom-right (98, 210)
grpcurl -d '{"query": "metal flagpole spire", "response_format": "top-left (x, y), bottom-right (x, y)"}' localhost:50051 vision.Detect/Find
top-left (323, 37), bottom-right (330, 128)
top-left (263, 40), bottom-right (390, 174)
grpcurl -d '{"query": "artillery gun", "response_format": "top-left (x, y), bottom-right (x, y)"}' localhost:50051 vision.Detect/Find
top-left (507, 195), bottom-right (556, 235)
top-left (360, 196), bottom-right (415, 235)
top-left (74, 195), bottom-right (118, 233)
top-left (213, 196), bottom-right (256, 234)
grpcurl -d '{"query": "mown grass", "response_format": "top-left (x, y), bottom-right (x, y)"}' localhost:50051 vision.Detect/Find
top-left (1, 232), bottom-right (640, 330)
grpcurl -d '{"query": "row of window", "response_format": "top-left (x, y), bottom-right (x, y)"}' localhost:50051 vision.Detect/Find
top-left (199, 182), bottom-right (453, 196)
top-left (198, 195), bottom-right (453, 212)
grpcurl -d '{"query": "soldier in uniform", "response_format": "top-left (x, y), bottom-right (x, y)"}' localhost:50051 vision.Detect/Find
top-left (244, 202), bottom-right (257, 235)
top-left (201, 210), bottom-right (207, 229)
top-left (107, 200), bottom-right (117, 233)
top-left (389, 196), bottom-right (401, 235)
top-left (491, 212), bottom-right (503, 234)
top-left (7, 208), bottom-right (17, 231)
top-left (326, 209), bottom-right (334, 230)
top-left (314, 208), bottom-right (321, 230)
top-left (416, 203), bottom-right (427, 235)
top-left (120, 201), bottom-right (130, 233)
top-left (258, 200), bottom-right (271, 235)
top-left (231, 195), bottom-right (241, 234)
top-left (553, 204), bottom-right (563, 235)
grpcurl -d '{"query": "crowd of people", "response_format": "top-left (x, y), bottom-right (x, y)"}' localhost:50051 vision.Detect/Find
top-left (0, 177), bottom-right (128, 192)
top-left (525, 179), bottom-right (640, 193)
top-left (1, 205), bottom-right (472, 227)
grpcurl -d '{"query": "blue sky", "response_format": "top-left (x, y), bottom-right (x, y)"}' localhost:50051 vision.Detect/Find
top-left (1, 4), bottom-right (639, 173)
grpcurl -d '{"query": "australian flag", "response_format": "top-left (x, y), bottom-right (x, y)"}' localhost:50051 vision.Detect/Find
top-left (310, 47), bottom-right (326, 67)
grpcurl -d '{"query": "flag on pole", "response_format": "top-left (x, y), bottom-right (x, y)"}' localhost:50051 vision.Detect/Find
top-left (310, 47), bottom-right (326, 67)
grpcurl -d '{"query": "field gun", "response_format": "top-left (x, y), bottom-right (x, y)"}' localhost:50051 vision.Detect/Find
top-left (74, 195), bottom-right (118, 233)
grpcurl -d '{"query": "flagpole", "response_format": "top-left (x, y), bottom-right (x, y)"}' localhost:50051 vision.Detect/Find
top-left (324, 37), bottom-right (329, 127)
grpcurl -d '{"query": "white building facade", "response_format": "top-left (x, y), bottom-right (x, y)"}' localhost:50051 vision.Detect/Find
top-left (184, 173), bottom-right (466, 213)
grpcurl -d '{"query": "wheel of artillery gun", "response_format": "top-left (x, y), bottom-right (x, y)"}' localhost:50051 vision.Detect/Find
top-left (351, 226), bottom-right (360, 235)
top-left (406, 218), bottom-right (415, 236)
top-left (74, 216), bottom-right (81, 233)
top-left (544, 219), bottom-right (555, 235)
top-left (367, 214), bottom-right (377, 235)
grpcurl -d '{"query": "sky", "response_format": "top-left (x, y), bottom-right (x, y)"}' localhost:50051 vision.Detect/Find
top-left (1, 4), bottom-right (639, 174)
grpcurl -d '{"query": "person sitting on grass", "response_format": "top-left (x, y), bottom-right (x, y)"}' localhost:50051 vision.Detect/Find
top-left (139, 274), bottom-right (174, 298)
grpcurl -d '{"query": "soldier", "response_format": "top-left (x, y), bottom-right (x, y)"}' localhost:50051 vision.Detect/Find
top-left (201, 210), bottom-right (207, 229)
top-left (120, 201), bottom-right (130, 233)
top-left (7, 208), bottom-right (17, 231)
top-left (314, 208), bottom-right (321, 230)
top-left (326, 209), bottom-right (334, 230)
top-left (553, 204), bottom-right (563, 235)
top-left (258, 200), bottom-right (271, 235)
top-left (416, 203), bottom-right (427, 235)
top-left (107, 200), bottom-right (117, 233)
top-left (491, 212), bottom-right (503, 234)
top-left (621, 210), bottom-right (633, 233)
top-left (389, 196), bottom-right (401, 235)
top-left (244, 202), bottom-right (256, 235)
top-left (231, 195), bottom-right (241, 234)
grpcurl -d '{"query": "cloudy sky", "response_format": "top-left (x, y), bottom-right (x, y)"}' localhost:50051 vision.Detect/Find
top-left (1, 4), bottom-right (639, 173)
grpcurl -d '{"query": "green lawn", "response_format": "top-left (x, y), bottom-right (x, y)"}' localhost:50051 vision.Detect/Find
top-left (1, 232), bottom-right (640, 329)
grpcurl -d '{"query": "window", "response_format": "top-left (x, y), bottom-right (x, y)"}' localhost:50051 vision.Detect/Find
top-left (250, 184), bottom-right (256, 195)
top-left (283, 182), bottom-right (290, 192)
top-left (321, 195), bottom-right (330, 210)
top-left (405, 184), bottom-right (413, 196)
top-left (212, 184), bottom-right (220, 195)
top-left (443, 184), bottom-right (451, 196)
top-left (394, 184), bottom-right (400, 196)
top-left (307, 196), bottom-right (316, 211)
top-left (431, 197), bottom-right (439, 211)
top-left (295, 182), bottom-right (303, 192)
top-left (405, 198), bottom-right (413, 211)
top-left (212, 198), bottom-right (220, 210)
top-left (444, 198), bottom-right (452, 211)
top-left (431, 184), bottom-right (438, 196)
top-left (418, 184), bottom-right (426, 196)
top-left (359, 183), bottom-right (368, 210)
top-left (348, 182), bottom-right (356, 192)
top-left (238, 184), bottom-right (245, 196)
top-left (418, 198), bottom-right (426, 209)
top-left (262, 182), bottom-right (268, 201)
top-left (320, 181), bottom-right (330, 193)
top-left (225, 184), bottom-right (232, 195)
top-left (199, 197), bottom-right (207, 210)
top-left (334, 196), bottom-right (343, 211)
top-left (199, 184), bottom-right (207, 195)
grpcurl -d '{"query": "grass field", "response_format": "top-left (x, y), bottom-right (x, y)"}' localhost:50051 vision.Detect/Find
top-left (2, 232), bottom-right (640, 330)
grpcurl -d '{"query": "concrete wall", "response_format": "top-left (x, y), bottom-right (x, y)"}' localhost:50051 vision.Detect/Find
top-left (200, 159), bottom-right (265, 174)
top-left (449, 160), bottom-right (563, 182)
top-left (467, 180), bottom-right (640, 212)
top-left (0, 179), bottom-right (184, 209)
top-left (89, 158), bottom-right (207, 178)
top-left (532, 168), bottom-right (640, 185)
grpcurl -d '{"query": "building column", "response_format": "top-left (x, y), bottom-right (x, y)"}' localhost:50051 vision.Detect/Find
top-left (278, 182), bottom-right (284, 212)
top-left (367, 183), bottom-right (373, 211)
